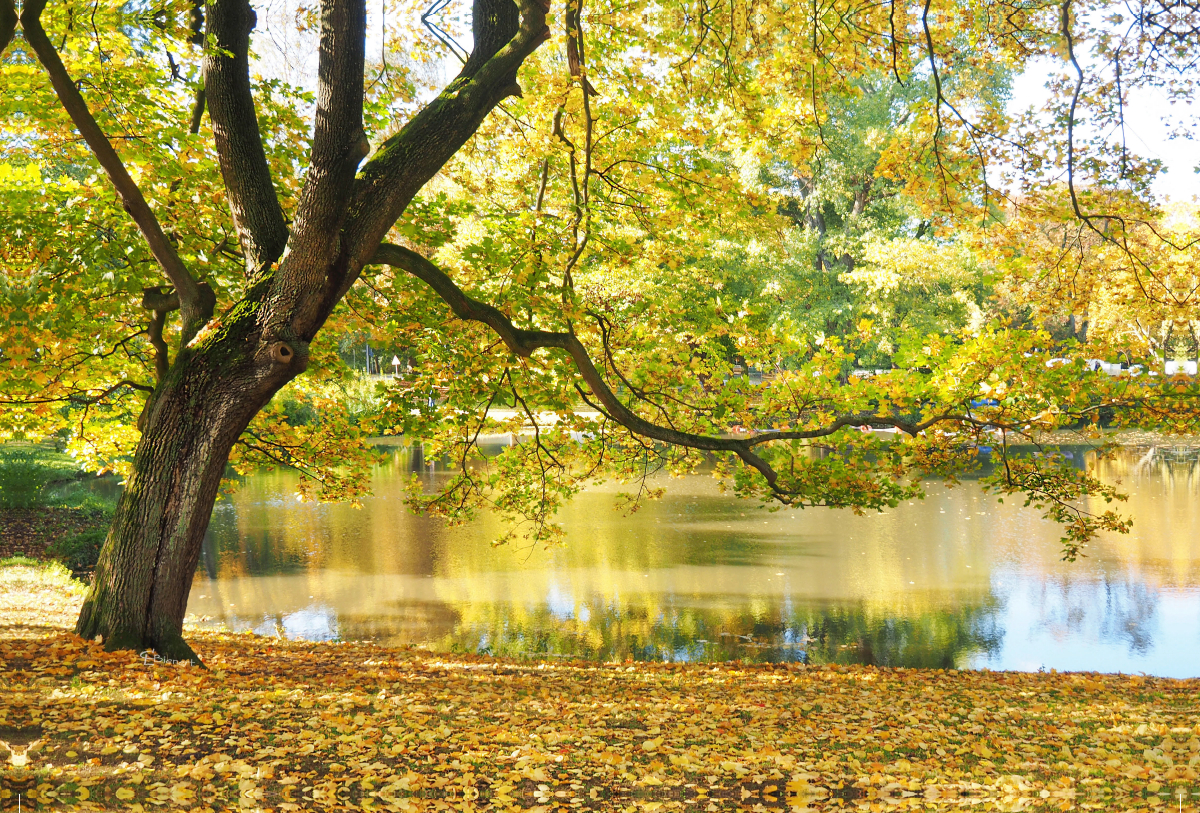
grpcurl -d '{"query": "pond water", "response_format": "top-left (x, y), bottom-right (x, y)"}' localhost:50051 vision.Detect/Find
top-left (189, 444), bottom-right (1200, 677)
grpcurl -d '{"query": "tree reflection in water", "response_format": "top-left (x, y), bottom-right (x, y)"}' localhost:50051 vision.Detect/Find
top-left (423, 600), bottom-right (1005, 668)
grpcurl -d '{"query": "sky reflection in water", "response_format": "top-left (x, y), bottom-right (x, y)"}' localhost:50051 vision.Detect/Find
top-left (189, 445), bottom-right (1200, 676)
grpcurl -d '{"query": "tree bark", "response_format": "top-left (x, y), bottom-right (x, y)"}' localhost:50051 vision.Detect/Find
top-left (75, 312), bottom-right (303, 661)
top-left (204, 0), bottom-right (290, 274)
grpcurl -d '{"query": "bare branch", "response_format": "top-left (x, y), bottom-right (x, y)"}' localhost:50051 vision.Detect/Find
top-left (21, 0), bottom-right (212, 338)
top-left (77, 379), bottom-right (156, 404)
top-left (920, 0), bottom-right (952, 202)
top-left (1058, 0), bottom-right (1189, 303)
top-left (421, 0), bottom-right (469, 64)
top-left (204, 0), bottom-right (289, 274)
top-left (565, 0), bottom-right (597, 96)
top-left (189, 88), bottom-right (206, 136)
top-left (888, 0), bottom-right (904, 85)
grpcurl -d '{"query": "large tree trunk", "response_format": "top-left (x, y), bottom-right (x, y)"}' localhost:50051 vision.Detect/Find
top-left (75, 325), bottom-right (301, 662)
top-left (39, 0), bottom-right (548, 659)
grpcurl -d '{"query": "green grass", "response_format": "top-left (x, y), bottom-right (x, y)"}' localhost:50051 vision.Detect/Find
top-left (1, 553), bottom-right (43, 568)
top-left (0, 554), bottom-right (86, 585)
top-left (1, 445), bottom-right (117, 571)
top-left (0, 447), bottom-right (60, 508)
top-left (0, 444), bottom-right (109, 510)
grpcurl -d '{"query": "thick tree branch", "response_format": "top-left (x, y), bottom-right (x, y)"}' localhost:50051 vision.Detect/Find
top-left (141, 287), bottom-right (179, 382)
top-left (141, 287), bottom-right (180, 313)
top-left (333, 0), bottom-right (550, 306)
top-left (21, 0), bottom-right (212, 338)
top-left (87, 380), bottom-right (156, 400)
top-left (271, 0), bottom-right (369, 337)
top-left (371, 244), bottom-right (1033, 501)
top-left (462, 0), bottom-right (523, 81)
top-left (204, 0), bottom-right (288, 274)
top-left (285, 0), bottom-right (367, 267)
top-left (189, 88), bottom-right (207, 135)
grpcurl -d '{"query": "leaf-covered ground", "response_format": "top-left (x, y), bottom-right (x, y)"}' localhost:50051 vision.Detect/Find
top-left (2, 565), bottom-right (1198, 812)
top-left (0, 509), bottom-right (107, 562)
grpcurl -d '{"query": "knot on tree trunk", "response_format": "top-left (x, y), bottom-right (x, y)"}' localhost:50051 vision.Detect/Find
top-left (269, 340), bottom-right (297, 365)
top-left (262, 336), bottom-right (309, 373)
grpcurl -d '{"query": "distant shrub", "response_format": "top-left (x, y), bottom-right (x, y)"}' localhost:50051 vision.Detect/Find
top-left (47, 527), bottom-right (108, 573)
top-left (0, 449), bottom-right (57, 508)
top-left (44, 486), bottom-right (118, 514)
top-left (279, 394), bottom-right (318, 426)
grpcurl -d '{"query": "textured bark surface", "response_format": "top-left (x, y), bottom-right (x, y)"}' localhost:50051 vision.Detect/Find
top-left (204, 0), bottom-right (289, 274)
top-left (0, 0), bottom-right (16, 55)
top-left (75, 311), bottom-right (304, 660)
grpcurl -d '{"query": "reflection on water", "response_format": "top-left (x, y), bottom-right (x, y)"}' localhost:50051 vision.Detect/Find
top-left (190, 444), bottom-right (1200, 676)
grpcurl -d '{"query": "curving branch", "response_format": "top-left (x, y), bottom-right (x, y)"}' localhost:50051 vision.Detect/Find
top-left (204, 0), bottom-right (289, 275)
top-left (1058, 0), bottom-right (1190, 307)
top-left (920, 0), bottom-right (953, 202)
top-left (141, 287), bottom-right (181, 382)
top-left (369, 245), bottom-right (747, 461)
top-left (20, 0), bottom-right (213, 338)
top-left (371, 244), bottom-right (1012, 498)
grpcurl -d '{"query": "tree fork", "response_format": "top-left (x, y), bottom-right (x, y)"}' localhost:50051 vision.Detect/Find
top-left (55, 0), bottom-right (550, 658)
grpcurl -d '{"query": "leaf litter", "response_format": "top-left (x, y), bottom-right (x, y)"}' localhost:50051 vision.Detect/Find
top-left (2, 630), bottom-right (1198, 812)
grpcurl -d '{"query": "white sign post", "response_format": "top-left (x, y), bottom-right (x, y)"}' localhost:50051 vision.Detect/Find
top-left (391, 355), bottom-right (401, 377)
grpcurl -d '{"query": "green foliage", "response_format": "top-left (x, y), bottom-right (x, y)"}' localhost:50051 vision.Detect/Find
top-left (0, 554), bottom-right (87, 592)
top-left (0, 447), bottom-right (58, 508)
top-left (0, 445), bottom-right (110, 509)
top-left (0, 554), bottom-right (43, 568)
top-left (43, 487), bottom-right (118, 514)
top-left (46, 527), bottom-right (107, 573)
top-left (0, 445), bottom-right (115, 571)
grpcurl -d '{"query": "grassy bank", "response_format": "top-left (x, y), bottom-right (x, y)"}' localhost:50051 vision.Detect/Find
top-left (0, 447), bottom-right (115, 570)
top-left (1, 560), bottom-right (1198, 811)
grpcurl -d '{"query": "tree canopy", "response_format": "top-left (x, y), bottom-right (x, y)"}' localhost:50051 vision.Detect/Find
top-left (2, 0), bottom-right (1198, 656)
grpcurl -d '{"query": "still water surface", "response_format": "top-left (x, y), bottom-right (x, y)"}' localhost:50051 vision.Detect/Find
top-left (190, 445), bottom-right (1200, 676)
